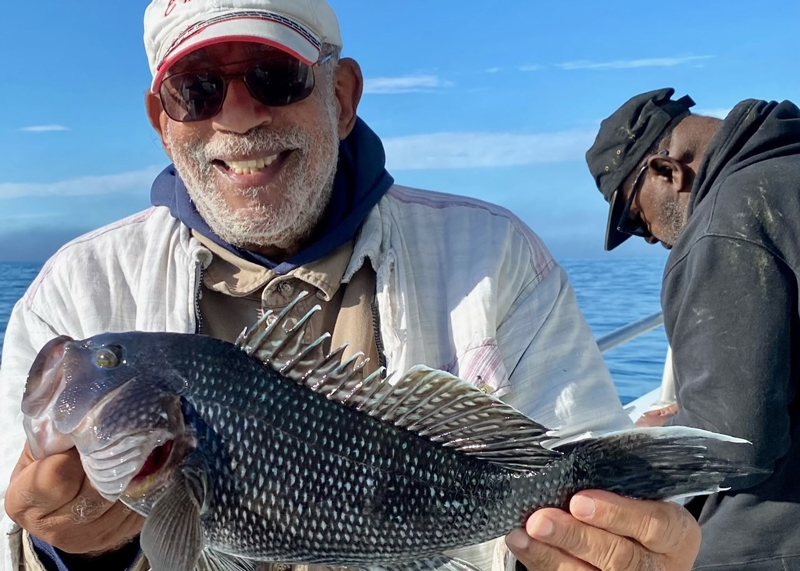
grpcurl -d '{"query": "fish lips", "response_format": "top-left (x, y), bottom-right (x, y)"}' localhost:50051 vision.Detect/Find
top-left (23, 335), bottom-right (73, 418)
top-left (22, 336), bottom-right (75, 459)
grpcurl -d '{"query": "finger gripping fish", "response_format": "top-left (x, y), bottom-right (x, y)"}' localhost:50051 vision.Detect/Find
top-left (22, 293), bottom-right (761, 571)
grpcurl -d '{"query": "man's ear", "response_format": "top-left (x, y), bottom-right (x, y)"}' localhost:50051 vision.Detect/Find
top-left (649, 155), bottom-right (692, 194)
top-left (333, 58), bottom-right (363, 140)
top-left (145, 91), bottom-right (173, 160)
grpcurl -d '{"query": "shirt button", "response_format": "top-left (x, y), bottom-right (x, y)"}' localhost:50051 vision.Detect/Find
top-left (278, 282), bottom-right (294, 296)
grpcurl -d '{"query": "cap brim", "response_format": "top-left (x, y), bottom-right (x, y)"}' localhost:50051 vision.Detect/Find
top-left (604, 189), bottom-right (632, 251)
top-left (152, 17), bottom-right (321, 92)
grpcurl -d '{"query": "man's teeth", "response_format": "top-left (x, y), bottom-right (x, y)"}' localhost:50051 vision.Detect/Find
top-left (225, 154), bottom-right (279, 175)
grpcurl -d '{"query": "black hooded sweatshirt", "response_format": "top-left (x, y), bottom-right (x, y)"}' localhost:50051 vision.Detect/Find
top-left (663, 99), bottom-right (800, 570)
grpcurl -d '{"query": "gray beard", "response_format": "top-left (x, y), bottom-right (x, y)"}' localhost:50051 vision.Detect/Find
top-left (167, 116), bottom-right (339, 254)
top-left (658, 197), bottom-right (689, 247)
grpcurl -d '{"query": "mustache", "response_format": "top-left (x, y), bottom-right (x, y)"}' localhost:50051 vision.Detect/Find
top-left (201, 126), bottom-right (310, 160)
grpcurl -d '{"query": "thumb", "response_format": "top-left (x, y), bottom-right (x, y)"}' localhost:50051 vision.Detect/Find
top-left (10, 442), bottom-right (36, 482)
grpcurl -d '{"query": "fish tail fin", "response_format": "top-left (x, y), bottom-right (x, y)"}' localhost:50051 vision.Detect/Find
top-left (556, 426), bottom-right (767, 501)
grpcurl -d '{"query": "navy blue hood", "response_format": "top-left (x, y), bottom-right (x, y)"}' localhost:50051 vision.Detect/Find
top-left (151, 117), bottom-right (394, 275)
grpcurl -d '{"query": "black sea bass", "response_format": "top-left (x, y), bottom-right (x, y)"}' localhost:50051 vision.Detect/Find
top-left (22, 293), bottom-right (758, 571)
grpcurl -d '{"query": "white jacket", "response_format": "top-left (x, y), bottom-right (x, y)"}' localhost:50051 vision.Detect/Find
top-left (0, 185), bottom-right (631, 570)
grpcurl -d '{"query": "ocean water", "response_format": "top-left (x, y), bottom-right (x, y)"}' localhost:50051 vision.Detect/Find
top-left (561, 258), bottom-right (668, 404)
top-left (0, 263), bottom-right (41, 361)
top-left (0, 258), bottom-right (667, 405)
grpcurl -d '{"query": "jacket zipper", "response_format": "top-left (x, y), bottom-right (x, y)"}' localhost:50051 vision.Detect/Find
top-left (194, 262), bottom-right (205, 335)
top-left (370, 291), bottom-right (388, 377)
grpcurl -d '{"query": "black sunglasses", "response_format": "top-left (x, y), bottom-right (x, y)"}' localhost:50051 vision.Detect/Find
top-left (616, 149), bottom-right (669, 237)
top-left (159, 52), bottom-right (333, 123)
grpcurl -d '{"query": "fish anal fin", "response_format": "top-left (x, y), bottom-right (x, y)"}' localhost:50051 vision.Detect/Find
top-left (364, 555), bottom-right (483, 571)
top-left (141, 477), bottom-right (203, 571)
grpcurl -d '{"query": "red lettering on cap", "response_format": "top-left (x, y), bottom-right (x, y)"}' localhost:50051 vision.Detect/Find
top-left (164, 0), bottom-right (196, 17)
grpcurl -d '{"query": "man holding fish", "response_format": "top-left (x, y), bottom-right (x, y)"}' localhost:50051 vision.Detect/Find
top-left (0, 1), bottom-right (713, 570)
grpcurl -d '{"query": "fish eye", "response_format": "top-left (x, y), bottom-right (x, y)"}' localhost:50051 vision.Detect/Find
top-left (94, 346), bottom-right (122, 369)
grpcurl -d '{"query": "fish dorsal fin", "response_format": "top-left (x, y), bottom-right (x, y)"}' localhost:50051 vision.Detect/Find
top-left (236, 291), bottom-right (353, 383)
top-left (238, 293), bottom-right (559, 472)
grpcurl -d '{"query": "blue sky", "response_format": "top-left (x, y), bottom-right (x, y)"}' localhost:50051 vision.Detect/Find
top-left (0, 0), bottom-right (797, 262)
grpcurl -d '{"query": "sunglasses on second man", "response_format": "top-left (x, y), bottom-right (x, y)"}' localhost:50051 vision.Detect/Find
top-left (158, 50), bottom-right (334, 123)
top-left (616, 149), bottom-right (670, 238)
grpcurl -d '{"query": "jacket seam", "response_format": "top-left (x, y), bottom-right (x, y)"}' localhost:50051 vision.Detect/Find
top-left (663, 233), bottom-right (796, 283)
top-left (690, 99), bottom-right (760, 225)
top-left (387, 187), bottom-right (553, 278)
top-left (26, 208), bottom-right (159, 307)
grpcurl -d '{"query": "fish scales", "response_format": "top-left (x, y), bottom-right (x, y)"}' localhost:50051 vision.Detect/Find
top-left (180, 338), bottom-right (528, 562)
top-left (21, 293), bottom-right (764, 571)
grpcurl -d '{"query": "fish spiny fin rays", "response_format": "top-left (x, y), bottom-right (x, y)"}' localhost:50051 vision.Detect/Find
top-left (236, 291), bottom-right (356, 383)
top-left (141, 476), bottom-right (204, 571)
top-left (363, 555), bottom-right (483, 571)
top-left (237, 293), bottom-right (560, 471)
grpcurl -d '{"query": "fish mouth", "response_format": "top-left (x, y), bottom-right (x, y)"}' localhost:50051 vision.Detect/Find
top-left (124, 432), bottom-right (198, 501)
top-left (75, 389), bottom-right (192, 501)
top-left (80, 431), bottom-right (175, 501)
top-left (132, 440), bottom-right (175, 483)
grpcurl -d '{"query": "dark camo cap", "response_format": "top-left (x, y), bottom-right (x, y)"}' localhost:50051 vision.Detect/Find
top-left (586, 88), bottom-right (695, 250)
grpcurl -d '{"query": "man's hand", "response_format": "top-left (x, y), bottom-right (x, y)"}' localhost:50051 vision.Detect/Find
top-left (506, 490), bottom-right (700, 571)
top-left (636, 403), bottom-right (679, 428)
top-left (5, 443), bottom-right (144, 555)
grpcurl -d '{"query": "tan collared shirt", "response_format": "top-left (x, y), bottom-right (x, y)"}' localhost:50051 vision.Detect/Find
top-left (194, 231), bottom-right (380, 376)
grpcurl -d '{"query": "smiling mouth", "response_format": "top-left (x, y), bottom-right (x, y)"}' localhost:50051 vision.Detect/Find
top-left (213, 150), bottom-right (293, 176)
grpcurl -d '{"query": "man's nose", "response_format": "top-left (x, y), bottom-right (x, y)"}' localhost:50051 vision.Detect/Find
top-left (211, 78), bottom-right (274, 134)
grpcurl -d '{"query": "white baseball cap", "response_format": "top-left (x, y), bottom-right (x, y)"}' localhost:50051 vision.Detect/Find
top-left (144, 0), bottom-right (343, 93)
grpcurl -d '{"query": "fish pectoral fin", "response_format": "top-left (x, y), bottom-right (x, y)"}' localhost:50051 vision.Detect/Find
top-left (140, 478), bottom-right (204, 571)
top-left (198, 550), bottom-right (260, 571)
top-left (363, 555), bottom-right (483, 571)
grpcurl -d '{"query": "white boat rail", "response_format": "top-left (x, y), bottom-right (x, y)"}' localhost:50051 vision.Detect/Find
top-left (596, 311), bottom-right (664, 353)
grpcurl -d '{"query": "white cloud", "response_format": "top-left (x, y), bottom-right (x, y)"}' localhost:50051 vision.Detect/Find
top-left (0, 213), bottom-right (61, 220)
top-left (363, 75), bottom-right (453, 94)
top-left (0, 166), bottom-right (163, 200)
top-left (485, 67), bottom-right (501, 74)
top-left (519, 64), bottom-right (545, 72)
top-left (384, 130), bottom-right (596, 170)
top-left (695, 107), bottom-right (731, 119)
top-left (19, 125), bottom-right (70, 133)
top-left (559, 55), bottom-right (714, 70)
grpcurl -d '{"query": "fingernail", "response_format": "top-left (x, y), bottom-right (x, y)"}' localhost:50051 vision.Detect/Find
top-left (506, 529), bottom-right (531, 551)
top-left (571, 495), bottom-right (596, 518)
top-left (528, 516), bottom-right (554, 539)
